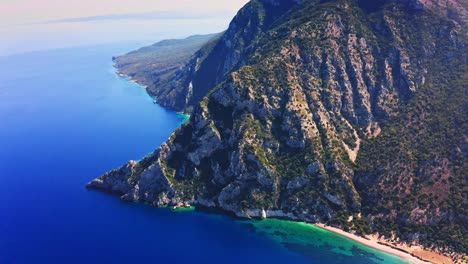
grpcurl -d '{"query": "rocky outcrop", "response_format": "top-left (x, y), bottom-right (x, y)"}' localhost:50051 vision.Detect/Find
top-left (89, 0), bottom-right (467, 256)
top-left (88, 160), bottom-right (137, 194)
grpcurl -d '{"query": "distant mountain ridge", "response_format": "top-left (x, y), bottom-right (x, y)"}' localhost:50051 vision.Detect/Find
top-left (91, 0), bottom-right (467, 260)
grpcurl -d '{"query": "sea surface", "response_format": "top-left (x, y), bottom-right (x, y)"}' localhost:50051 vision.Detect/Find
top-left (0, 45), bottom-right (408, 264)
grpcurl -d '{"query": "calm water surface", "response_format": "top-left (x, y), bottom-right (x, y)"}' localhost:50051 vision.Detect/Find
top-left (0, 45), bottom-right (407, 264)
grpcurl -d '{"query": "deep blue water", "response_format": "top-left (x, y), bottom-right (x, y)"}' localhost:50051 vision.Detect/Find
top-left (0, 45), bottom-right (407, 264)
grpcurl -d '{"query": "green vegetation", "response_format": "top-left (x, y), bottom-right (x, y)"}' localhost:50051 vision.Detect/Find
top-left (114, 33), bottom-right (221, 112)
top-left (96, 0), bottom-right (467, 258)
top-left (355, 8), bottom-right (468, 251)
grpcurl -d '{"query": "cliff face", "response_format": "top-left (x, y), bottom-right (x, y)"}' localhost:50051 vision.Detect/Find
top-left (89, 0), bottom-right (467, 255)
top-left (112, 33), bottom-right (220, 111)
top-left (112, 0), bottom-right (303, 113)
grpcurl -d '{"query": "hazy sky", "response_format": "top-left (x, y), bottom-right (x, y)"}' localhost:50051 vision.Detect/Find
top-left (0, 0), bottom-right (249, 25)
top-left (0, 0), bottom-right (249, 56)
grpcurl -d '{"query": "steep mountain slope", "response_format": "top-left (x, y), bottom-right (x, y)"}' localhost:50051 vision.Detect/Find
top-left (89, 0), bottom-right (467, 257)
top-left (355, 62), bottom-right (467, 253)
top-left (113, 0), bottom-right (303, 113)
top-left (113, 33), bottom-right (220, 108)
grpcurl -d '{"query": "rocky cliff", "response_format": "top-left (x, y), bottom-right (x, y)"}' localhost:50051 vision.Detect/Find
top-left (112, 33), bottom-right (220, 111)
top-left (89, 0), bottom-right (467, 257)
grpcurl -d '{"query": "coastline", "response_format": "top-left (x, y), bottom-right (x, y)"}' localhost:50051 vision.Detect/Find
top-left (112, 62), bottom-right (456, 264)
top-left (115, 70), bottom-right (148, 89)
top-left (314, 224), bottom-right (453, 264)
top-left (177, 112), bottom-right (191, 124)
top-left (114, 67), bottom-right (191, 126)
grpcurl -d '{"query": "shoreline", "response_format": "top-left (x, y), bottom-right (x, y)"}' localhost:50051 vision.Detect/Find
top-left (116, 70), bottom-right (148, 89)
top-left (314, 224), bottom-right (453, 264)
top-left (111, 61), bottom-right (455, 264)
top-left (114, 66), bottom-right (191, 124)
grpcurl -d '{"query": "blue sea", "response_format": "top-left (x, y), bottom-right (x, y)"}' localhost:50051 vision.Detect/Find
top-left (0, 45), bottom-right (408, 264)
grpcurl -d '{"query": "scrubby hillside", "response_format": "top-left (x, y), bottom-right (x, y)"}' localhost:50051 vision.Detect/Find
top-left (113, 33), bottom-right (220, 110)
top-left (90, 0), bottom-right (467, 258)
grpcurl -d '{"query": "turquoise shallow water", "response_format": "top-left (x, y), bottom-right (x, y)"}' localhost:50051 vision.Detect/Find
top-left (0, 44), bottom-right (407, 264)
top-left (248, 219), bottom-right (409, 264)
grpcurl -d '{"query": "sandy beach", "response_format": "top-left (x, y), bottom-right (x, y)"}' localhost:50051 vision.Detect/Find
top-left (314, 224), bottom-right (454, 264)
